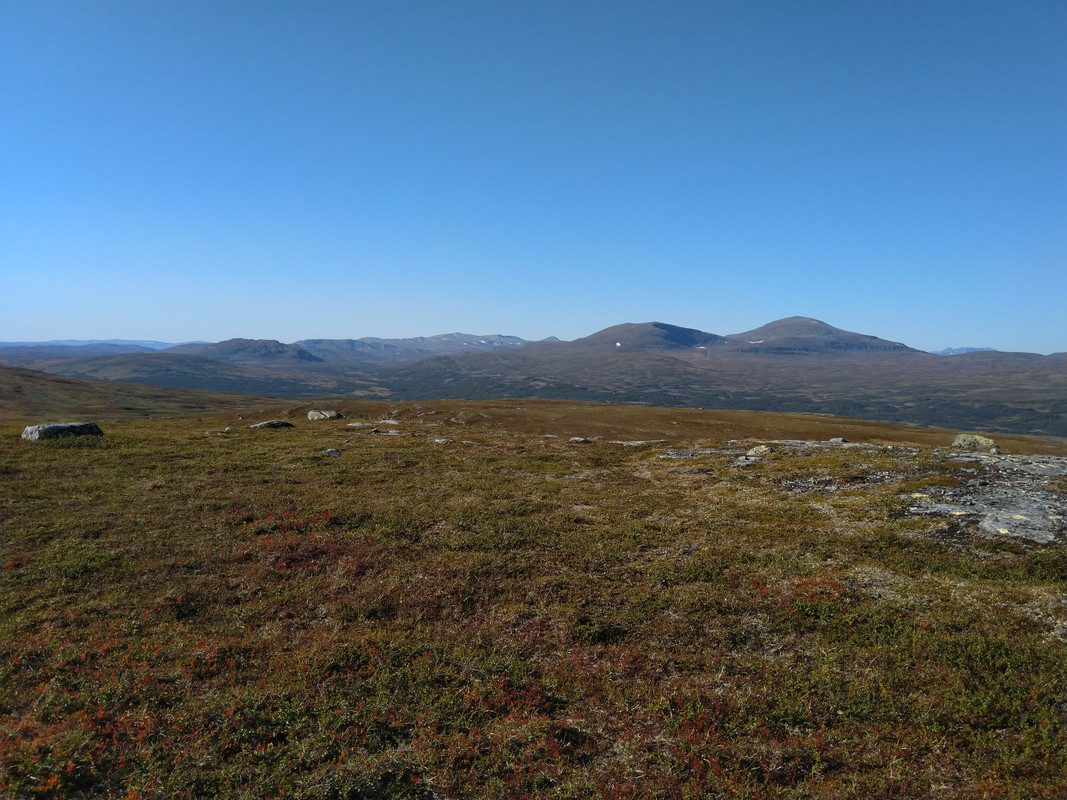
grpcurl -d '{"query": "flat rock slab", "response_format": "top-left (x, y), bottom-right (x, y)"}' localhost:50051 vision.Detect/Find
top-left (906, 451), bottom-right (1067, 544)
top-left (22, 422), bottom-right (103, 440)
top-left (249, 420), bottom-right (295, 429)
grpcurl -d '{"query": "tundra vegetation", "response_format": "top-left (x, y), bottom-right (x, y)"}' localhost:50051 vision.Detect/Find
top-left (2, 398), bottom-right (1065, 799)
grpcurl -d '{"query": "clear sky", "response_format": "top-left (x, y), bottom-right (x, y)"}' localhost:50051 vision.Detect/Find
top-left (2, 1), bottom-right (1065, 353)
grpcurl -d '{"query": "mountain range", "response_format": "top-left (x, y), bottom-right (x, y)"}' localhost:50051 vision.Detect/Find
top-left (3, 317), bottom-right (1064, 437)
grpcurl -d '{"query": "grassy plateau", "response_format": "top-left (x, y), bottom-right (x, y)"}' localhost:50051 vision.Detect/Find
top-left (2, 396), bottom-right (1065, 799)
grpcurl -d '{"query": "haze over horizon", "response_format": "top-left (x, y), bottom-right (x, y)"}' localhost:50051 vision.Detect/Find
top-left (2, 2), bottom-right (1064, 354)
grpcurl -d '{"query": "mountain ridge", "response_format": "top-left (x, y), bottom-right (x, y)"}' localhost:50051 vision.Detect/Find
top-left (1, 317), bottom-right (1055, 357)
top-left (3, 318), bottom-right (1062, 436)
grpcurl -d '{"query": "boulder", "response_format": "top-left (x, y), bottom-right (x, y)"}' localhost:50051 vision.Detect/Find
top-left (249, 420), bottom-right (295, 429)
top-left (322, 448), bottom-right (343, 458)
top-left (951, 434), bottom-right (999, 453)
top-left (308, 410), bottom-right (344, 421)
top-left (21, 422), bottom-right (103, 440)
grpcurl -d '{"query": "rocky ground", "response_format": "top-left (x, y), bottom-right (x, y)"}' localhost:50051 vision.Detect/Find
top-left (661, 438), bottom-right (1067, 547)
top-left (905, 449), bottom-right (1066, 545)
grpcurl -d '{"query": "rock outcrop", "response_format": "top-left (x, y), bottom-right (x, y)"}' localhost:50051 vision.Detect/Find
top-left (951, 434), bottom-right (999, 453)
top-left (21, 422), bottom-right (103, 440)
top-left (908, 450), bottom-right (1066, 544)
top-left (249, 420), bottom-right (295, 429)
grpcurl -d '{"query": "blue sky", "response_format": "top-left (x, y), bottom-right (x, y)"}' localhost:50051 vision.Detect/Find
top-left (2, 1), bottom-right (1065, 353)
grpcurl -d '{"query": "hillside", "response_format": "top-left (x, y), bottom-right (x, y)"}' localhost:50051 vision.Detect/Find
top-left (0, 365), bottom-right (278, 419)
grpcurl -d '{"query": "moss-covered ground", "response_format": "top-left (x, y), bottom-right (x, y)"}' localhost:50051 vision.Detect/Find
top-left (3, 401), bottom-right (1064, 799)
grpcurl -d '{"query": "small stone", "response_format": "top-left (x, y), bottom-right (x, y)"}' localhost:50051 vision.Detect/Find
top-left (249, 420), bottom-right (295, 429)
top-left (308, 410), bottom-right (344, 421)
top-left (322, 449), bottom-right (342, 458)
top-left (829, 437), bottom-right (849, 444)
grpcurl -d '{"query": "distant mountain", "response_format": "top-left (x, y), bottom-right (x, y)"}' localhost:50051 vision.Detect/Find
top-left (722, 316), bottom-right (915, 353)
top-left (0, 343), bottom-right (158, 363)
top-left (569, 322), bottom-right (726, 350)
top-left (3, 319), bottom-right (1063, 436)
top-left (0, 339), bottom-right (187, 349)
top-left (528, 317), bottom-right (914, 355)
top-left (933, 347), bottom-right (997, 356)
top-left (384, 319), bottom-right (1064, 437)
top-left (295, 333), bottom-right (528, 364)
top-left (165, 338), bottom-right (325, 364)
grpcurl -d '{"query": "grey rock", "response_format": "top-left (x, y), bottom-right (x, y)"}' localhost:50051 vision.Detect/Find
top-left (322, 448), bottom-right (343, 458)
top-left (308, 410), bottom-right (343, 421)
top-left (660, 448), bottom-right (732, 459)
top-left (249, 420), bottom-right (295, 429)
top-left (829, 437), bottom-right (849, 444)
top-left (952, 434), bottom-right (999, 452)
top-left (730, 457), bottom-right (760, 468)
top-left (21, 422), bottom-right (103, 440)
top-left (977, 499), bottom-right (1062, 543)
top-left (905, 451), bottom-right (1066, 544)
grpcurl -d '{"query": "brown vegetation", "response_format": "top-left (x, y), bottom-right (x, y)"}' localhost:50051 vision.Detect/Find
top-left (2, 379), bottom-right (1064, 798)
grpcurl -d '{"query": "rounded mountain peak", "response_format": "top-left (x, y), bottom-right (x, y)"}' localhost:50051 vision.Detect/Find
top-left (200, 338), bottom-right (324, 363)
top-left (574, 322), bottom-right (725, 349)
top-left (725, 317), bottom-right (914, 353)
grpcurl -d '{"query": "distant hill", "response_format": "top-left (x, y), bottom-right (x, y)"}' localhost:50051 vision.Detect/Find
top-left (569, 322), bottom-right (726, 350)
top-left (0, 364), bottom-right (275, 419)
top-left (933, 347), bottom-right (997, 356)
top-left (0, 343), bottom-right (160, 362)
top-left (166, 338), bottom-right (325, 364)
top-left (295, 332), bottom-right (528, 364)
top-left (0, 339), bottom-right (186, 350)
top-left (3, 319), bottom-right (1063, 437)
top-left (721, 316), bottom-right (915, 353)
